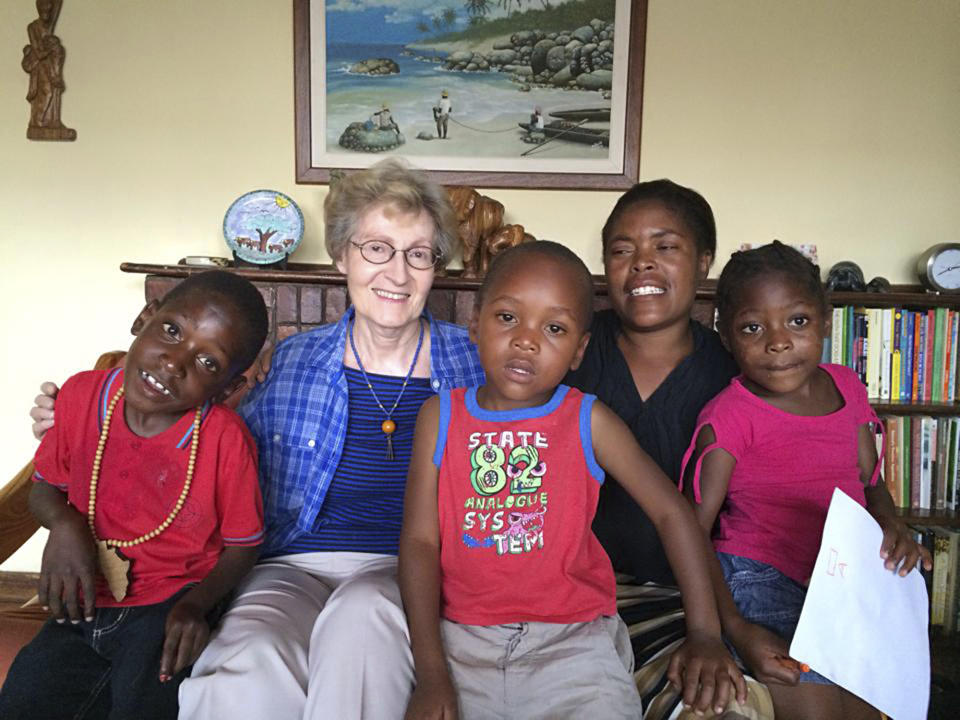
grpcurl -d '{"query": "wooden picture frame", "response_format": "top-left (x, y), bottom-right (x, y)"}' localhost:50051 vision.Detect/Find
top-left (294, 0), bottom-right (646, 189)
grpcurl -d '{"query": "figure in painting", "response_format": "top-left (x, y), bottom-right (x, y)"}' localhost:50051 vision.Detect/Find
top-left (369, 103), bottom-right (400, 137)
top-left (22, 0), bottom-right (76, 141)
top-left (530, 106), bottom-right (545, 131)
top-left (433, 90), bottom-right (452, 139)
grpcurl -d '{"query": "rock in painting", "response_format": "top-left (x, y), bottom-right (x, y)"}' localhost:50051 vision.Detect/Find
top-left (338, 122), bottom-right (405, 152)
top-left (349, 58), bottom-right (399, 75)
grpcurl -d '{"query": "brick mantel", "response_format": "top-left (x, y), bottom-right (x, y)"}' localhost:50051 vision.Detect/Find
top-left (122, 262), bottom-right (721, 347)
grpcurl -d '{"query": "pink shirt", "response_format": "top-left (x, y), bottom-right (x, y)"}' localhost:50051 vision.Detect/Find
top-left (680, 364), bottom-right (881, 585)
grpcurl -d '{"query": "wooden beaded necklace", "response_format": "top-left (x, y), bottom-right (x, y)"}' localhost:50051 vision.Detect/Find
top-left (88, 386), bottom-right (202, 600)
top-left (348, 317), bottom-right (425, 460)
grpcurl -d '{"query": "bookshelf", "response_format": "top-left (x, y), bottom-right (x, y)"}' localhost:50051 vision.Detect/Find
top-left (819, 287), bottom-right (960, 530)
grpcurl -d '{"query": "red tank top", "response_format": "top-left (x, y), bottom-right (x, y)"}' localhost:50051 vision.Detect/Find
top-left (434, 385), bottom-right (616, 625)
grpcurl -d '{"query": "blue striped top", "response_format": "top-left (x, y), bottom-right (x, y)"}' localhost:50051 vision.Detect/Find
top-left (271, 366), bottom-right (433, 556)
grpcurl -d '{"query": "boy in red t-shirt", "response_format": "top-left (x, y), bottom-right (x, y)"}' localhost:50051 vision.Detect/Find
top-left (399, 242), bottom-right (746, 719)
top-left (0, 271), bottom-right (268, 720)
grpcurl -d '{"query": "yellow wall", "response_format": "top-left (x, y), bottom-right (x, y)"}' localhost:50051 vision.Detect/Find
top-left (2, 0), bottom-right (958, 570)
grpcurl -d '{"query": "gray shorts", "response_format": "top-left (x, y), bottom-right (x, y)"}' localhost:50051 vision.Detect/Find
top-left (441, 615), bottom-right (643, 720)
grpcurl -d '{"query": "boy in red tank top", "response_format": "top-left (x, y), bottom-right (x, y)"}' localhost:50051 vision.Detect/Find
top-left (399, 242), bottom-right (746, 720)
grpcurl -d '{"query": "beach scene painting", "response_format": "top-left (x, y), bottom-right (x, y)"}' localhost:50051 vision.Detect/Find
top-left (296, 0), bottom-right (644, 188)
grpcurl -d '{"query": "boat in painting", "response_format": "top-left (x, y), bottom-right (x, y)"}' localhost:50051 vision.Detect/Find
top-left (547, 106), bottom-right (611, 123)
top-left (519, 120), bottom-right (610, 147)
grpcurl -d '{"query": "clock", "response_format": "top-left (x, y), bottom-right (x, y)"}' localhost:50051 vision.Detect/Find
top-left (917, 243), bottom-right (960, 293)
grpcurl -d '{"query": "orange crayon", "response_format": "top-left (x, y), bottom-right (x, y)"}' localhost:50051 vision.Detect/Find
top-left (776, 656), bottom-right (810, 673)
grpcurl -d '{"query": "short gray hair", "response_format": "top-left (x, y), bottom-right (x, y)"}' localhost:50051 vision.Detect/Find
top-left (324, 158), bottom-right (459, 267)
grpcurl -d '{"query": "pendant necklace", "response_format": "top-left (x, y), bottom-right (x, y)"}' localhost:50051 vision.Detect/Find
top-left (87, 386), bottom-right (202, 601)
top-left (348, 317), bottom-right (425, 460)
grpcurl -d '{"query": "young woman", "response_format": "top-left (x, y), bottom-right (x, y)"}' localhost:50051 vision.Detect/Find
top-left (566, 181), bottom-right (795, 718)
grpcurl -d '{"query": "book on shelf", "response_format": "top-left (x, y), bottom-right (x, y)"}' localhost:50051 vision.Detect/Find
top-left (830, 304), bottom-right (960, 403)
top-left (881, 415), bottom-right (960, 512)
top-left (928, 527), bottom-right (960, 632)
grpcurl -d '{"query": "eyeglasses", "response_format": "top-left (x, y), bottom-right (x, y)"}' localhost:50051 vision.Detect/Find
top-left (349, 240), bottom-right (439, 270)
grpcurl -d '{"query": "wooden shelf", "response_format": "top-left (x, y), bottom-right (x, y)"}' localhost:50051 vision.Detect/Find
top-left (871, 401), bottom-right (960, 416)
top-left (829, 288), bottom-right (960, 309)
top-left (898, 508), bottom-right (960, 527)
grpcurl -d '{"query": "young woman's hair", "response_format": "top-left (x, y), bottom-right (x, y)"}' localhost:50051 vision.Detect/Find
top-left (476, 240), bottom-right (595, 330)
top-left (715, 241), bottom-right (826, 331)
top-left (163, 270), bottom-right (269, 373)
top-left (324, 158), bottom-right (458, 268)
top-left (601, 179), bottom-right (717, 260)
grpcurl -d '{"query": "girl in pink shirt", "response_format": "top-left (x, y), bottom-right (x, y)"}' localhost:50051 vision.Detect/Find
top-left (681, 242), bottom-right (931, 720)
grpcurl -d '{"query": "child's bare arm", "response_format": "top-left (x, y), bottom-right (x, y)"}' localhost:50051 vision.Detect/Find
top-left (680, 425), bottom-right (730, 535)
top-left (859, 424), bottom-right (932, 575)
top-left (682, 427), bottom-right (801, 686)
top-left (590, 402), bottom-right (744, 714)
top-left (29, 481), bottom-right (97, 623)
top-left (398, 397), bottom-right (458, 720)
top-left (159, 545), bottom-right (259, 681)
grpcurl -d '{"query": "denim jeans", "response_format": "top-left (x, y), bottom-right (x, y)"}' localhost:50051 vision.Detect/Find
top-left (718, 552), bottom-right (832, 685)
top-left (0, 585), bottom-right (198, 719)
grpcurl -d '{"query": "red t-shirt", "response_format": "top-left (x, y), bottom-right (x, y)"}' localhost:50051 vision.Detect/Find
top-left (33, 368), bottom-right (264, 607)
top-left (435, 385), bottom-right (616, 625)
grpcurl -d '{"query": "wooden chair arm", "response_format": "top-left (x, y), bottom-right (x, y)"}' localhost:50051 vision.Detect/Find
top-left (0, 351), bottom-right (127, 566)
top-left (0, 463), bottom-right (38, 565)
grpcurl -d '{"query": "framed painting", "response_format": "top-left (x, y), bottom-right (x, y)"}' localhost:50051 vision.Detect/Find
top-left (294, 0), bottom-right (646, 189)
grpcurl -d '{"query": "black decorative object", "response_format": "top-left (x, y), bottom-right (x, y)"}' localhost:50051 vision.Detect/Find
top-left (865, 276), bottom-right (892, 293)
top-left (825, 262), bottom-right (867, 292)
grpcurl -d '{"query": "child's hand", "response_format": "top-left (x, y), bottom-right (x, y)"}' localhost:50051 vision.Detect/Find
top-left (38, 512), bottom-right (97, 623)
top-left (404, 671), bottom-right (459, 720)
top-left (877, 515), bottom-right (933, 576)
top-left (30, 381), bottom-right (59, 440)
top-left (159, 597), bottom-right (209, 682)
top-left (729, 620), bottom-right (801, 686)
top-left (667, 630), bottom-right (746, 716)
top-left (247, 342), bottom-right (274, 388)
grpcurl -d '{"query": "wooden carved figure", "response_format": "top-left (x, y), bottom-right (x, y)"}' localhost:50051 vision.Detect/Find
top-left (448, 187), bottom-right (483, 276)
top-left (22, 0), bottom-right (76, 141)
top-left (486, 224), bottom-right (534, 269)
top-left (446, 186), bottom-right (534, 278)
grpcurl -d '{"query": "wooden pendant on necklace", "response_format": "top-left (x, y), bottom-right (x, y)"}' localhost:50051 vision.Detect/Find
top-left (382, 418), bottom-right (396, 460)
top-left (95, 540), bottom-right (131, 602)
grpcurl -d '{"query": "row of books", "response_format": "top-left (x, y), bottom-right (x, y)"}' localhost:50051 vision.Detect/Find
top-left (915, 525), bottom-right (960, 633)
top-left (880, 416), bottom-right (960, 511)
top-left (824, 306), bottom-right (960, 403)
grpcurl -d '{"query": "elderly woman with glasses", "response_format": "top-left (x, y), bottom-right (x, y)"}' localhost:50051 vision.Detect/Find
top-left (171, 159), bottom-right (485, 719)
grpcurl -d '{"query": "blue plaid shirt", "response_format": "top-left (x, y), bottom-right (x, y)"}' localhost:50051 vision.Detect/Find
top-left (239, 307), bottom-right (484, 554)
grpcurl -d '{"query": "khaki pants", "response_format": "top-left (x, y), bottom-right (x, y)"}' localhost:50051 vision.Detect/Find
top-left (179, 552), bottom-right (412, 720)
top-left (441, 615), bottom-right (643, 720)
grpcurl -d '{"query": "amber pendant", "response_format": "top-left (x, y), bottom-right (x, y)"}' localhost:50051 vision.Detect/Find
top-left (382, 418), bottom-right (396, 460)
top-left (95, 540), bottom-right (131, 602)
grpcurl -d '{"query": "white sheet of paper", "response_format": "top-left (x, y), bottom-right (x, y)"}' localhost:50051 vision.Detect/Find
top-left (790, 488), bottom-right (929, 720)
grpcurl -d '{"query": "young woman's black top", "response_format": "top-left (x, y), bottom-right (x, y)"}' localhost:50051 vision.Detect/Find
top-left (565, 309), bottom-right (739, 584)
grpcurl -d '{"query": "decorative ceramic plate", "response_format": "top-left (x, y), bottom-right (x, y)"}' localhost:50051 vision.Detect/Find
top-left (223, 190), bottom-right (304, 264)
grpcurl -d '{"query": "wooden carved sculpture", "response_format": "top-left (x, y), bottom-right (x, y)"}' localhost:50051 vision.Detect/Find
top-left (22, 0), bottom-right (76, 141)
top-left (447, 186), bottom-right (534, 278)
